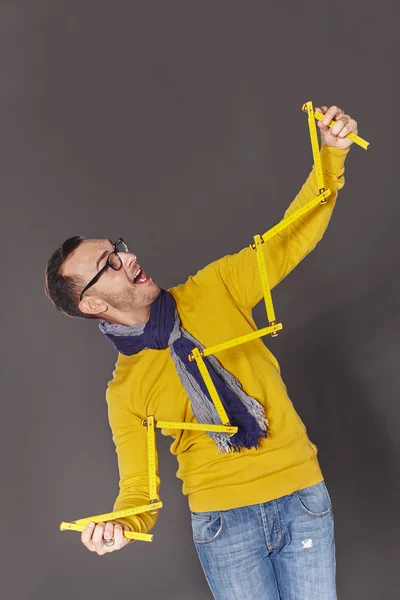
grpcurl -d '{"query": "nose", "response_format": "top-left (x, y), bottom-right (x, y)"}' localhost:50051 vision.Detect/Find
top-left (121, 252), bottom-right (137, 269)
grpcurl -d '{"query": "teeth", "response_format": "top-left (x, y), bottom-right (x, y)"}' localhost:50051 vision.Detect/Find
top-left (133, 268), bottom-right (149, 283)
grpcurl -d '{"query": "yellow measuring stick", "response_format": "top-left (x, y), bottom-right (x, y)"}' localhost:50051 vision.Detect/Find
top-left (253, 234), bottom-right (279, 335)
top-left (252, 189), bottom-right (331, 246)
top-left (157, 420), bottom-right (238, 435)
top-left (303, 101), bottom-right (326, 194)
top-left (142, 416), bottom-right (159, 513)
top-left (302, 103), bottom-right (370, 150)
top-left (60, 500), bottom-right (163, 542)
top-left (191, 348), bottom-right (231, 426)
top-left (188, 323), bottom-right (282, 362)
top-left (73, 501), bottom-right (163, 524)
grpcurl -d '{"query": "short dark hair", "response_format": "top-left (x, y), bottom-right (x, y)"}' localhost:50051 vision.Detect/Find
top-left (44, 236), bottom-right (98, 320)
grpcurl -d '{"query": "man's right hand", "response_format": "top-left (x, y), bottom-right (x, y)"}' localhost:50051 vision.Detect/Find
top-left (81, 520), bottom-right (133, 555)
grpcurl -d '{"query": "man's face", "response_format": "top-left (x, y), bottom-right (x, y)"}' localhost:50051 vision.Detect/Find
top-left (62, 238), bottom-right (161, 318)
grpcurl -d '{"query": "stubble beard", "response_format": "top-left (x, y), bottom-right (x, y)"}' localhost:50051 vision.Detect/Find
top-left (100, 281), bottom-right (162, 312)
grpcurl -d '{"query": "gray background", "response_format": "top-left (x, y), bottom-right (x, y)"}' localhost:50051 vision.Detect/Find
top-left (1, 1), bottom-right (399, 598)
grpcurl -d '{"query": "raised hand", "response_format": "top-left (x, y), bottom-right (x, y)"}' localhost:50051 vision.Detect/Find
top-left (315, 105), bottom-right (358, 150)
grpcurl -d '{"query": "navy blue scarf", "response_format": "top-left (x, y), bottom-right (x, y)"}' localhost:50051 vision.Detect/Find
top-left (99, 289), bottom-right (268, 453)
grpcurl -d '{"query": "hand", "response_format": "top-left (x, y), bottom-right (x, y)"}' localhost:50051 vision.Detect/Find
top-left (315, 105), bottom-right (358, 151)
top-left (81, 520), bottom-right (132, 555)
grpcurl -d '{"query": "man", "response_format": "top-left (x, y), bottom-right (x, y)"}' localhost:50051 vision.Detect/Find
top-left (45, 104), bottom-right (358, 599)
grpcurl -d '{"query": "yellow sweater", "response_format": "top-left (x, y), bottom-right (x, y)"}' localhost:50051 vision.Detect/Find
top-left (106, 144), bottom-right (349, 535)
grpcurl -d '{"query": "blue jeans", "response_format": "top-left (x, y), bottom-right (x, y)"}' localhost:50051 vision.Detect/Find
top-left (190, 481), bottom-right (336, 600)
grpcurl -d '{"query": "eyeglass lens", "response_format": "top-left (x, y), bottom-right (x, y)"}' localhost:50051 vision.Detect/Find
top-left (115, 239), bottom-right (129, 253)
top-left (108, 239), bottom-right (129, 269)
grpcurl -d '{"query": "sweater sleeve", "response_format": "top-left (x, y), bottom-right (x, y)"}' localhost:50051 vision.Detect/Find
top-left (191, 144), bottom-right (350, 310)
top-left (106, 389), bottom-right (160, 541)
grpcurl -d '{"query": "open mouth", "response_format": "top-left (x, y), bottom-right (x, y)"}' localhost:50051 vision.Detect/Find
top-left (133, 268), bottom-right (151, 286)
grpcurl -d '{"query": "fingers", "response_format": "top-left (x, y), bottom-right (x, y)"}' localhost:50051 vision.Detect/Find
top-left (102, 521), bottom-right (116, 547)
top-left (321, 105), bottom-right (342, 125)
top-left (338, 118), bottom-right (358, 138)
top-left (113, 522), bottom-right (128, 546)
top-left (315, 104), bottom-right (357, 139)
top-left (330, 114), bottom-right (350, 136)
top-left (92, 522), bottom-right (112, 554)
top-left (316, 105), bottom-right (342, 131)
top-left (81, 521), bottom-right (96, 551)
top-left (80, 521), bottom-right (128, 555)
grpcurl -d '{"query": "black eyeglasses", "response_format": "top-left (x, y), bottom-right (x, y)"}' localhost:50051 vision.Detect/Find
top-left (79, 238), bottom-right (129, 301)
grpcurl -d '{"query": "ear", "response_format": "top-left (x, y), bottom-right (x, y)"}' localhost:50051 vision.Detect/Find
top-left (79, 296), bottom-right (109, 317)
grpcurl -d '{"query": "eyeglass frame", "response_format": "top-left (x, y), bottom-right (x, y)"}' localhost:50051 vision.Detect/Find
top-left (79, 238), bottom-right (129, 302)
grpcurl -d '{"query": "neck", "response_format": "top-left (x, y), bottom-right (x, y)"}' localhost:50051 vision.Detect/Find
top-left (102, 305), bottom-right (151, 327)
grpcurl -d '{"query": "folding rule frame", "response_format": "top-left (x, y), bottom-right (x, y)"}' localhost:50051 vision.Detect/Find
top-left (60, 102), bottom-right (369, 543)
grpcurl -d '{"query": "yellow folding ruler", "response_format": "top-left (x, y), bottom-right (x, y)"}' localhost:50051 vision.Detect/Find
top-left (61, 101), bottom-right (369, 544)
top-left (142, 416), bottom-right (161, 514)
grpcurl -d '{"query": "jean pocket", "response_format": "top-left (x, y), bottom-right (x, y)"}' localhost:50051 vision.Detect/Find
top-left (190, 511), bottom-right (224, 544)
top-left (295, 481), bottom-right (332, 517)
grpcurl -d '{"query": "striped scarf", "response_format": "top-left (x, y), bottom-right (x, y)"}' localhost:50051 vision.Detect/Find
top-left (99, 289), bottom-right (268, 453)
